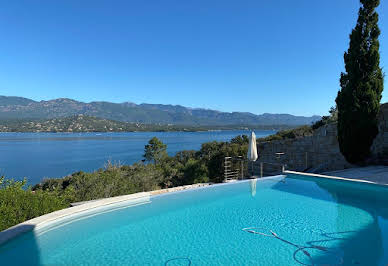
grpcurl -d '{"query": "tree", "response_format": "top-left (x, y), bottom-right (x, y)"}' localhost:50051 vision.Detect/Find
top-left (231, 135), bottom-right (249, 145)
top-left (175, 150), bottom-right (197, 164)
top-left (143, 137), bottom-right (168, 164)
top-left (182, 159), bottom-right (209, 185)
top-left (335, 0), bottom-right (384, 163)
top-left (311, 106), bottom-right (338, 130)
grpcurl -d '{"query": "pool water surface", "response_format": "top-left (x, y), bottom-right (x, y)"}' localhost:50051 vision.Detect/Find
top-left (1, 174), bottom-right (388, 265)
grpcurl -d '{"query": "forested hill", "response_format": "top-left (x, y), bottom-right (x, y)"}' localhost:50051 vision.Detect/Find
top-left (0, 115), bottom-right (294, 132)
top-left (0, 96), bottom-right (321, 126)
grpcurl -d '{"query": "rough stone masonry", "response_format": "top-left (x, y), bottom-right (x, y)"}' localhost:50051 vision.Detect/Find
top-left (252, 103), bottom-right (388, 175)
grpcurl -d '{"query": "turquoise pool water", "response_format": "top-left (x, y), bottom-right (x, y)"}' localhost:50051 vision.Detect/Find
top-left (1, 174), bottom-right (388, 265)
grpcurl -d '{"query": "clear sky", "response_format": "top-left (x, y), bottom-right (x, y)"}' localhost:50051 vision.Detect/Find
top-left (0, 0), bottom-right (387, 116)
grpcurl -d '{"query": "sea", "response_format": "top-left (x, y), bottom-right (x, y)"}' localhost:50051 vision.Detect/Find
top-left (0, 130), bottom-right (275, 185)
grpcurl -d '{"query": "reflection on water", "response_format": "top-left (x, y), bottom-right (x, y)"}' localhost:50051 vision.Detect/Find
top-left (1, 175), bottom-right (388, 265)
top-left (0, 226), bottom-right (40, 265)
top-left (250, 179), bottom-right (257, 197)
top-left (275, 175), bottom-right (388, 265)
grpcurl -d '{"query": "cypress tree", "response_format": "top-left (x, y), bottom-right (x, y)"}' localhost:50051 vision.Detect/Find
top-left (336, 0), bottom-right (384, 164)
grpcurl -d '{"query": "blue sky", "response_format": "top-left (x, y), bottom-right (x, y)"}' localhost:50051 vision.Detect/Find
top-left (0, 0), bottom-right (387, 116)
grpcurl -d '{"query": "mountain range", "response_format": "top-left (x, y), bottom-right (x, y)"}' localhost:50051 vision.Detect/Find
top-left (0, 96), bottom-right (321, 126)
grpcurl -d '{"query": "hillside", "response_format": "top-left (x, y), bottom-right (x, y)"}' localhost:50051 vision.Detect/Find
top-left (0, 96), bottom-right (321, 126)
top-left (0, 115), bottom-right (291, 133)
top-left (0, 115), bottom-right (192, 132)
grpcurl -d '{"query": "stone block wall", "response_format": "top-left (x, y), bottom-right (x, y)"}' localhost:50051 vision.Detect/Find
top-left (252, 103), bottom-right (388, 175)
top-left (252, 123), bottom-right (351, 175)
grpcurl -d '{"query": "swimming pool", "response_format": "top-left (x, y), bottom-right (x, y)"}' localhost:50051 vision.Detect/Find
top-left (1, 174), bottom-right (388, 265)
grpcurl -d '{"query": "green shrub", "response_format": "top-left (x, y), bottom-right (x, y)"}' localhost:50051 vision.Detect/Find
top-left (257, 125), bottom-right (313, 142)
top-left (35, 163), bottom-right (164, 203)
top-left (182, 158), bottom-right (209, 185)
top-left (198, 141), bottom-right (248, 183)
top-left (0, 177), bottom-right (69, 231)
top-left (2, 136), bottom-right (251, 231)
top-left (312, 106), bottom-right (338, 130)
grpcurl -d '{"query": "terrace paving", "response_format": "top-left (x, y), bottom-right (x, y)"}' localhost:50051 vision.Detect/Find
top-left (324, 165), bottom-right (388, 185)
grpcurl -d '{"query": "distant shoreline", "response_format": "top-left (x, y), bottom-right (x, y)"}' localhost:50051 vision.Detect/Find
top-left (0, 115), bottom-right (292, 133)
top-left (0, 128), bottom-right (279, 133)
top-left (1, 130), bottom-right (277, 185)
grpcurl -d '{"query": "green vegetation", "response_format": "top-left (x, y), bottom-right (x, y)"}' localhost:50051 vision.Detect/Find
top-left (0, 115), bottom-right (294, 132)
top-left (257, 125), bottom-right (314, 142)
top-left (0, 177), bottom-right (68, 231)
top-left (32, 162), bottom-right (164, 204)
top-left (144, 137), bottom-right (168, 164)
top-left (311, 106), bottom-right (338, 130)
top-left (0, 115), bottom-right (201, 133)
top-left (0, 135), bottom-right (249, 231)
top-left (336, 0), bottom-right (384, 163)
top-left (256, 108), bottom-right (340, 142)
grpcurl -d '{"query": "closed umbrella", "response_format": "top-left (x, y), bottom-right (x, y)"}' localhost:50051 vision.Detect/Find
top-left (247, 131), bottom-right (258, 177)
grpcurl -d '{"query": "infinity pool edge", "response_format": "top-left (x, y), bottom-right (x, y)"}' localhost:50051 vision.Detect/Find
top-left (0, 192), bottom-right (151, 246)
top-left (3, 171), bottom-right (379, 247)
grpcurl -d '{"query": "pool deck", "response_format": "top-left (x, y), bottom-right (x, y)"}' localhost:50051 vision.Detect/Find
top-left (323, 165), bottom-right (388, 185)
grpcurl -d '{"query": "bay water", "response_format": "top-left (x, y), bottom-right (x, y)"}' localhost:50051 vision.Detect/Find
top-left (0, 130), bottom-right (275, 184)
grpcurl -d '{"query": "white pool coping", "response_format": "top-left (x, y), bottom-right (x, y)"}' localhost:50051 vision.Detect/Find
top-left (1, 171), bottom-right (386, 248)
top-left (0, 176), bottom-right (287, 246)
top-left (0, 170), bottom-right (388, 245)
top-left (1, 171), bottom-right (384, 246)
top-left (0, 192), bottom-right (150, 246)
top-left (284, 170), bottom-right (388, 187)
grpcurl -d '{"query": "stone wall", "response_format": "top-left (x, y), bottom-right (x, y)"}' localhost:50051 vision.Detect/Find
top-left (371, 103), bottom-right (388, 161)
top-left (252, 123), bottom-right (351, 175)
top-left (252, 103), bottom-right (388, 175)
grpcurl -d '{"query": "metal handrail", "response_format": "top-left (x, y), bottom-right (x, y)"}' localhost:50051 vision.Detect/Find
top-left (257, 161), bottom-right (286, 178)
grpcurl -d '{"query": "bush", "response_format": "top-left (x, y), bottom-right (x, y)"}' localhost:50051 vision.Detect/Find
top-left (0, 177), bottom-right (69, 231)
top-left (182, 159), bottom-right (209, 185)
top-left (312, 106), bottom-right (338, 130)
top-left (2, 136), bottom-right (251, 231)
top-left (257, 125), bottom-right (314, 142)
top-left (198, 141), bottom-right (248, 183)
top-left (230, 135), bottom-right (249, 145)
top-left (35, 163), bottom-right (164, 203)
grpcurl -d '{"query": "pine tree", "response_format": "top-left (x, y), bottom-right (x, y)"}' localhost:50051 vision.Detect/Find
top-left (143, 137), bottom-right (168, 164)
top-left (336, 0), bottom-right (384, 164)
